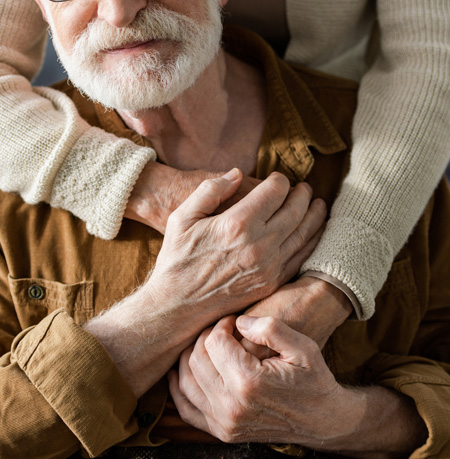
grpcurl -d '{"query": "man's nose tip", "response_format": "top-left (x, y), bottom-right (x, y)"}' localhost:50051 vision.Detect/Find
top-left (98, 0), bottom-right (148, 28)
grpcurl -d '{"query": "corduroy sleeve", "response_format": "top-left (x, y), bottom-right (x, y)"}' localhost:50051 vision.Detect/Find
top-left (0, 0), bottom-right (155, 240)
top-left (0, 225), bottom-right (139, 458)
top-left (0, 308), bottom-right (139, 459)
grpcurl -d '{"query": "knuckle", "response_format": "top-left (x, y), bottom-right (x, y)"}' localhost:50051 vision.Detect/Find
top-left (204, 329), bottom-right (224, 352)
top-left (179, 373), bottom-right (189, 393)
top-left (199, 178), bottom-right (221, 195)
top-left (287, 205), bottom-right (305, 226)
top-left (292, 226), bottom-right (308, 247)
top-left (269, 172), bottom-right (290, 195)
top-left (261, 316), bottom-right (282, 335)
top-left (241, 246), bottom-right (261, 269)
top-left (178, 374), bottom-right (190, 397)
top-left (177, 404), bottom-right (192, 424)
top-left (188, 351), bottom-right (199, 372)
top-left (304, 338), bottom-right (321, 357)
top-left (234, 376), bottom-right (255, 401)
top-left (299, 341), bottom-right (321, 369)
top-left (167, 211), bottom-right (182, 228)
top-left (224, 215), bottom-right (247, 239)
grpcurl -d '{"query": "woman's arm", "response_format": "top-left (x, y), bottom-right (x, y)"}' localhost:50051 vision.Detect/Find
top-left (294, 0), bottom-right (450, 319)
top-left (0, 0), bottom-right (155, 239)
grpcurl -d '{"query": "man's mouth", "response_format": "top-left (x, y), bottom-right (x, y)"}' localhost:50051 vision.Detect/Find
top-left (103, 39), bottom-right (162, 54)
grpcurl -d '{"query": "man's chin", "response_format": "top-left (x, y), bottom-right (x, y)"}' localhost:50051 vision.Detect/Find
top-left (80, 90), bottom-right (181, 112)
top-left (67, 73), bottom-right (183, 112)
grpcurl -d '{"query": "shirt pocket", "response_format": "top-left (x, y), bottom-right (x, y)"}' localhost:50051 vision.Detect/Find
top-left (8, 275), bottom-right (94, 329)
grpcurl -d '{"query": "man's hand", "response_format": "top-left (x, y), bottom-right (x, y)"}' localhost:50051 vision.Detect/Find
top-left (169, 315), bottom-right (345, 446)
top-left (125, 162), bottom-right (261, 233)
top-left (240, 276), bottom-right (353, 358)
top-left (150, 169), bottom-right (326, 321)
top-left (85, 169), bottom-right (325, 397)
top-left (169, 316), bottom-right (428, 457)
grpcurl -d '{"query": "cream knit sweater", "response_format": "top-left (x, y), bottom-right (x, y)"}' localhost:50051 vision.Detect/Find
top-left (0, 0), bottom-right (449, 319)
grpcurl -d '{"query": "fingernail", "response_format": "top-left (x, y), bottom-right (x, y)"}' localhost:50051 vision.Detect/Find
top-left (237, 315), bottom-right (257, 330)
top-left (222, 168), bottom-right (239, 182)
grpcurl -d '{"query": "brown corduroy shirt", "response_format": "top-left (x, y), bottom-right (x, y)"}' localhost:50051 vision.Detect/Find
top-left (0, 28), bottom-right (449, 459)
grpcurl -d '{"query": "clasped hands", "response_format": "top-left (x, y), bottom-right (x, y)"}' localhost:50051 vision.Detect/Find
top-left (116, 167), bottom-right (425, 456)
top-left (125, 166), bottom-right (353, 446)
top-left (169, 314), bottom-right (355, 451)
top-left (150, 168), bottom-right (353, 448)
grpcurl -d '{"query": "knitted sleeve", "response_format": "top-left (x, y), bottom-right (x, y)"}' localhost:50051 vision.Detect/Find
top-left (0, 0), bottom-right (155, 239)
top-left (297, 0), bottom-right (450, 319)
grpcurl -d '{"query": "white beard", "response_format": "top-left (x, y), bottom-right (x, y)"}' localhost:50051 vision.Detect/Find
top-left (50, 2), bottom-right (223, 110)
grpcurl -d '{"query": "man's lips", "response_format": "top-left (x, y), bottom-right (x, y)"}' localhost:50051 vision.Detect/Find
top-left (104, 39), bottom-right (161, 54)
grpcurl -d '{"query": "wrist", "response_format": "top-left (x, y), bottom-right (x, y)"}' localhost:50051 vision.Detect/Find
top-left (316, 386), bottom-right (428, 458)
top-left (125, 162), bottom-right (180, 233)
top-left (302, 270), bottom-right (360, 318)
top-left (288, 276), bottom-right (352, 348)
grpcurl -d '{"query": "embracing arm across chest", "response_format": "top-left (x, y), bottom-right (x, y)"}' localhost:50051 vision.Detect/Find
top-left (301, 0), bottom-right (450, 319)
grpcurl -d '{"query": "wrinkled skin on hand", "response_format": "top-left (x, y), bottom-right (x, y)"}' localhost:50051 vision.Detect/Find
top-left (169, 315), bottom-right (428, 457)
top-left (239, 275), bottom-right (353, 358)
top-left (169, 315), bottom-right (345, 447)
top-left (149, 169), bottom-right (327, 320)
top-left (87, 169), bottom-right (326, 398)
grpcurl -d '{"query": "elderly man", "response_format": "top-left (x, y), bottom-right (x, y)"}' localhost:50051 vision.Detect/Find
top-left (0, 0), bottom-right (449, 458)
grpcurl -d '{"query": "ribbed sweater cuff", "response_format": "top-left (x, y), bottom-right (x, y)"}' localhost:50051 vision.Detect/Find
top-left (49, 129), bottom-right (156, 240)
top-left (301, 217), bottom-right (394, 320)
top-left (84, 145), bottom-right (156, 240)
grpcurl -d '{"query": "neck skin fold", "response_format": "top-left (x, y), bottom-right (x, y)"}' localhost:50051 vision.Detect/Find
top-left (118, 48), bottom-right (267, 173)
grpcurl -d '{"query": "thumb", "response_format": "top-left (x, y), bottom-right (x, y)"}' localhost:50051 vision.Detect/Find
top-left (171, 168), bottom-right (242, 230)
top-left (236, 316), bottom-right (318, 365)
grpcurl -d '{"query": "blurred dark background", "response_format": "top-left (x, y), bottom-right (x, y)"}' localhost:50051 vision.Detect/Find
top-left (33, 37), bottom-right (450, 180)
top-left (32, 39), bottom-right (66, 86)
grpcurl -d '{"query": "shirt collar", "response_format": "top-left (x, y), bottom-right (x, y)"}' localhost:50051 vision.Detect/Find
top-left (223, 26), bottom-right (347, 181)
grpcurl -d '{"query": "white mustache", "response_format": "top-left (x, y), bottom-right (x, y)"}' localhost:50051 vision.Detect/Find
top-left (72, 4), bottom-right (199, 56)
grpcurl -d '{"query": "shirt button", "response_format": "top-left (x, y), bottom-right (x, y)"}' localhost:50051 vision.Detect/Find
top-left (28, 285), bottom-right (45, 300)
top-left (138, 412), bottom-right (155, 428)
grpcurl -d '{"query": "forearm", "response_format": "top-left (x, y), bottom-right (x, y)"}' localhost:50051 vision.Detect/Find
top-left (317, 385), bottom-right (428, 458)
top-left (83, 283), bottom-right (219, 398)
